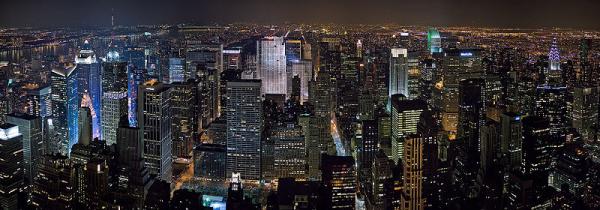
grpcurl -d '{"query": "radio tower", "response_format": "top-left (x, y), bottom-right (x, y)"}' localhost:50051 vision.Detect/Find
top-left (111, 8), bottom-right (114, 28)
top-left (110, 8), bottom-right (115, 44)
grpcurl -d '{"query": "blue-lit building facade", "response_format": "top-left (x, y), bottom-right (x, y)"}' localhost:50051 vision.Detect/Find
top-left (51, 66), bottom-right (77, 155)
top-left (74, 40), bottom-right (102, 144)
top-left (124, 46), bottom-right (147, 127)
top-left (168, 58), bottom-right (185, 84)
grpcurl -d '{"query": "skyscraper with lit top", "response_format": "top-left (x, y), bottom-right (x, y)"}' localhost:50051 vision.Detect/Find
top-left (6, 113), bottom-right (43, 187)
top-left (546, 38), bottom-right (562, 84)
top-left (74, 40), bottom-right (102, 142)
top-left (548, 38), bottom-right (561, 71)
top-left (0, 124), bottom-right (24, 210)
top-left (389, 48), bottom-right (409, 110)
top-left (51, 66), bottom-right (77, 155)
top-left (427, 28), bottom-right (442, 54)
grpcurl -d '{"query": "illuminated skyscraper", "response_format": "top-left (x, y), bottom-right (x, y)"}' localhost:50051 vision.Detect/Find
top-left (544, 38), bottom-right (563, 86)
top-left (24, 85), bottom-right (52, 119)
top-left (500, 112), bottom-right (522, 171)
top-left (6, 113), bottom-right (43, 186)
top-left (170, 81), bottom-right (198, 158)
top-left (101, 92), bottom-right (127, 146)
top-left (0, 124), bottom-right (24, 210)
top-left (519, 116), bottom-right (557, 188)
top-left (572, 87), bottom-right (598, 144)
top-left (51, 66), bottom-right (77, 155)
top-left (548, 38), bottom-right (561, 71)
top-left (407, 52), bottom-right (421, 100)
top-left (306, 72), bottom-right (335, 179)
top-left (338, 55), bottom-right (360, 134)
top-left (74, 40), bottom-right (102, 141)
top-left (427, 28), bottom-right (442, 54)
top-left (389, 48), bottom-right (409, 110)
top-left (439, 48), bottom-right (483, 133)
top-left (579, 39), bottom-right (594, 86)
top-left (220, 69), bottom-right (242, 117)
top-left (312, 71), bottom-right (334, 118)
top-left (101, 41), bottom-right (128, 144)
top-left (272, 123), bottom-right (306, 180)
top-left (285, 31), bottom-right (303, 64)
top-left (534, 85), bottom-right (568, 135)
top-left (390, 95), bottom-right (427, 164)
top-left (258, 36), bottom-right (287, 96)
top-left (401, 135), bottom-right (425, 210)
top-left (226, 80), bottom-right (263, 180)
top-left (0, 64), bottom-right (8, 125)
top-left (321, 154), bottom-right (356, 210)
top-left (138, 80), bottom-right (172, 181)
top-left (167, 58), bottom-right (185, 84)
top-left (101, 58), bottom-right (128, 93)
top-left (127, 65), bottom-right (145, 127)
top-left (123, 45), bottom-right (147, 128)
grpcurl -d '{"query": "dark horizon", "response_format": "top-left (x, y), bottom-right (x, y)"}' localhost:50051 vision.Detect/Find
top-left (1, 0), bottom-right (600, 29)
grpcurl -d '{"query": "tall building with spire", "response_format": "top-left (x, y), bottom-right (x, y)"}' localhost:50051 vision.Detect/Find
top-left (546, 38), bottom-right (562, 85)
top-left (548, 38), bottom-right (561, 71)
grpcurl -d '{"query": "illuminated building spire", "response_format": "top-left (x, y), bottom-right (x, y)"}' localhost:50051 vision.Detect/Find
top-left (548, 37), bottom-right (561, 71)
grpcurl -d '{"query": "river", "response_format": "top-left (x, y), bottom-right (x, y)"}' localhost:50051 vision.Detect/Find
top-left (0, 43), bottom-right (74, 63)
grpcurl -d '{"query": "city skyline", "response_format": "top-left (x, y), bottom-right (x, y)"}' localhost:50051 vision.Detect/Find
top-left (1, 1), bottom-right (600, 210)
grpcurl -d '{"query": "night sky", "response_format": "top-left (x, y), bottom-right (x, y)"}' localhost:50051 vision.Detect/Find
top-left (1, 0), bottom-right (599, 28)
